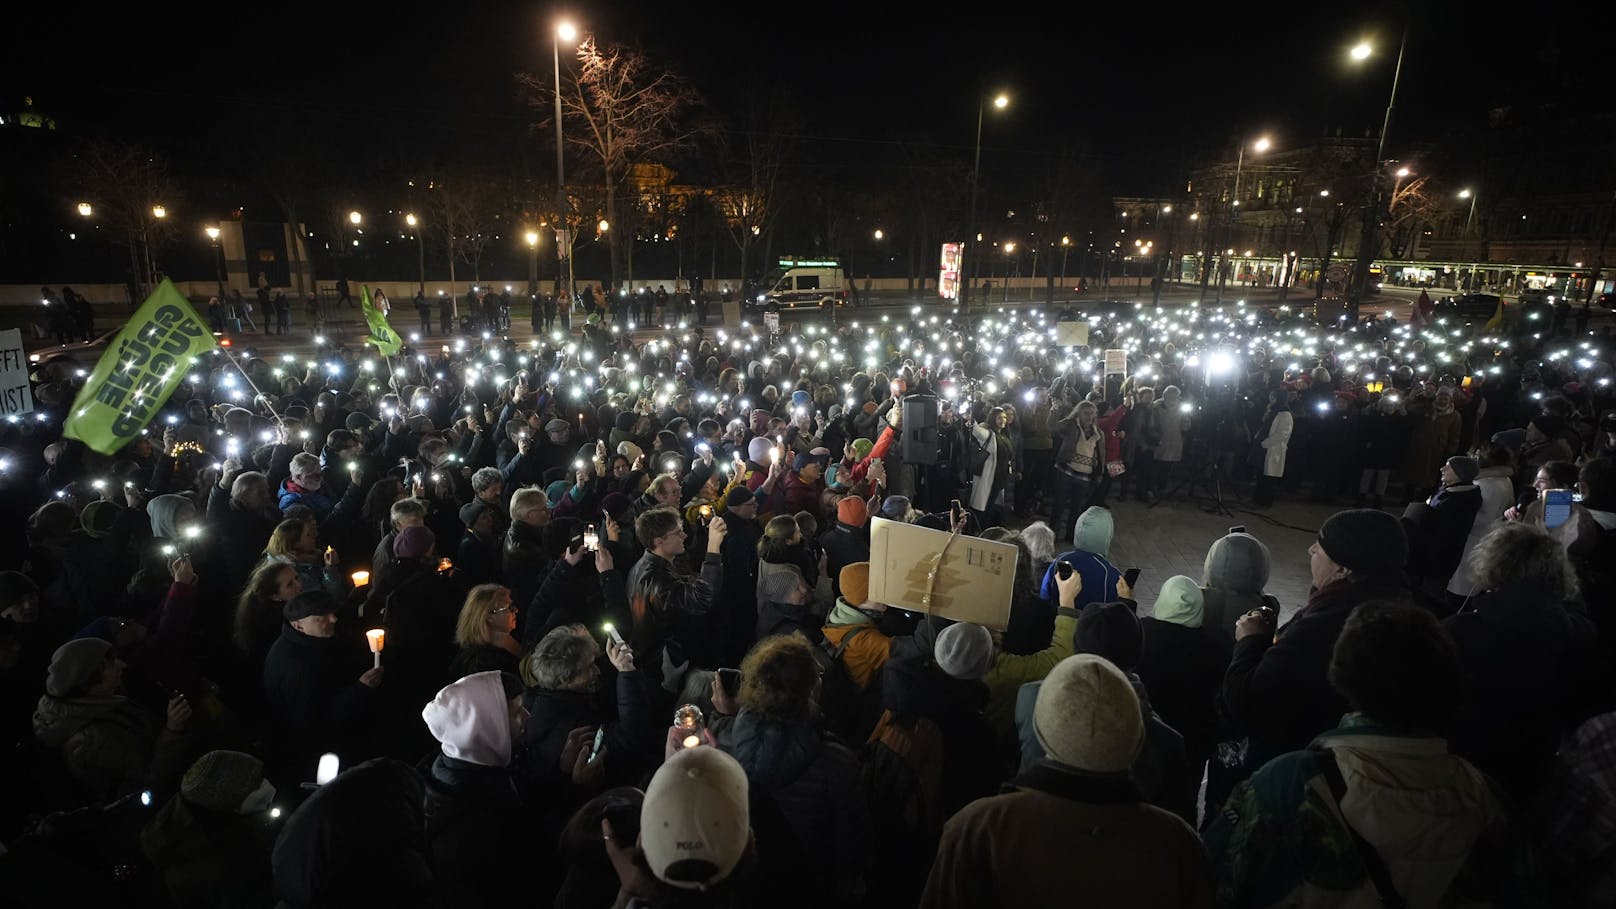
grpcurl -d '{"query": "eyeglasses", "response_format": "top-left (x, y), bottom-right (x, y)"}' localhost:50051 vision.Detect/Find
top-left (490, 605), bottom-right (513, 616)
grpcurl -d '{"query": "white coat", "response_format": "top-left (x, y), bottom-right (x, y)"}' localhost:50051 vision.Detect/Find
top-left (1260, 410), bottom-right (1293, 478)
top-left (967, 423), bottom-right (997, 512)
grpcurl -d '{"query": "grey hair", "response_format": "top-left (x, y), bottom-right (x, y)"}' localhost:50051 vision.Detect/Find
top-left (229, 470), bottom-right (268, 505)
top-left (509, 486), bottom-right (549, 523)
top-left (1019, 521), bottom-right (1056, 565)
top-left (1467, 522), bottom-right (1580, 602)
top-left (289, 452), bottom-right (321, 478)
top-left (471, 467), bottom-right (503, 494)
top-left (526, 625), bottom-right (599, 691)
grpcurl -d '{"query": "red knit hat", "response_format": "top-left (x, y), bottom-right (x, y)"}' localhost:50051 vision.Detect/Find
top-left (837, 496), bottom-right (868, 527)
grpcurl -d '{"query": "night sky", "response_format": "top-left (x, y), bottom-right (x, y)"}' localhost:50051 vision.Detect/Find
top-left (16, 1), bottom-right (1606, 186)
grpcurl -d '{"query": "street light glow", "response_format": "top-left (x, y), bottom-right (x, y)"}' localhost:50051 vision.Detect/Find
top-left (993, 94), bottom-right (1009, 109)
top-left (349, 210), bottom-right (362, 225)
top-left (1351, 41), bottom-right (1372, 61)
top-left (1457, 189), bottom-right (1472, 199)
top-left (77, 202), bottom-right (93, 217)
top-left (557, 21), bottom-right (577, 43)
top-left (525, 230), bottom-right (540, 247)
top-left (598, 219), bottom-right (610, 232)
top-left (1395, 167), bottom-right (1411, 177)
top-left (151, 205), bottom-right (167, 219)
top-left (1253, 136), bottom-right (1271, 153)
top-left (205, 226), bottom-right (220, 240)
top-left (406, 212), bottom-right (418, 227)
top-left (873, 229), bottom-right (884, 240)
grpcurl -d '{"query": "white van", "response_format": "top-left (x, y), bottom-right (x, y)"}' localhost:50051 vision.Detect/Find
top-left (754, 258), bottom-right (847, 309)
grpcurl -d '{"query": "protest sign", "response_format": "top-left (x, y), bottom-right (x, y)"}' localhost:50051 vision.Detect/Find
top-left (63, 280), bottom-right (215, 454)
top-left (1103, 348), bottom-right (1128, 375)
top-left (1054, 320), bottom-right (1090, 348)
top-left (867, 516), bottom-right (1017, 629)
top-left (0, 329), bottom-right (32, 416)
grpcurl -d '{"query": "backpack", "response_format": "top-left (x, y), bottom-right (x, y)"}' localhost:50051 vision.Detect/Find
top-left (811, 626), bottom-right (873, 743)
top-left (861, 710), bottom-right (947, 903)
top-left (964, 430), bottom-right (992, 476)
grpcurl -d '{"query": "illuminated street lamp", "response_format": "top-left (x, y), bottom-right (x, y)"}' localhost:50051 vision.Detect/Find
top-left (151, 205), bottom-right (167, 220)
top-left (524, 229), bottom-right (541, 296)
top-left (553, 20), bottom-right (578, 304)
top-left (1060, 235), bottom-right (1072, 291)
top-left (205, 226), bottom-right (225, 297)
top-left (873, 229), bottom-right (884, 240)
top-left (1346, 27), bottom-right (1411, 314)
top-left (598, 219), bottom-right (610, 233)
top-left (77, 202), bottom-right (93, 217)
top-left (405, 212), bottom-right (425, 294)
top-left (348, 210), bottom-right (362, 225)
top-left (965, 91), bottom-right (1010, 306)
top-left (1457, 188), bottom-right (1478, 234)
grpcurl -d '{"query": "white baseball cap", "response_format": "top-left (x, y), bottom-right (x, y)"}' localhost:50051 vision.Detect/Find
top-left (640, 746), bottom-right (750, 890)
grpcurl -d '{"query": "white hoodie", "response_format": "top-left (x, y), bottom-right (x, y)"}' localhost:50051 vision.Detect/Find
top-left (421, 671), bottom-right (511, 767)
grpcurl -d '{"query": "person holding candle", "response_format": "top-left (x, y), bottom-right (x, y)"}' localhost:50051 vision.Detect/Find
top-left (261, 591), bottom-right (383, 780)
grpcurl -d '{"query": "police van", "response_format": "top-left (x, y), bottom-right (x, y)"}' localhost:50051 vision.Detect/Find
top-left (754, 258), bottom-right (847, 309)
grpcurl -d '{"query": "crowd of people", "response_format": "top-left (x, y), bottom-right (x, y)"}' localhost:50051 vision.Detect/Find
top-left (2, 293), bottom-right (1615, 907)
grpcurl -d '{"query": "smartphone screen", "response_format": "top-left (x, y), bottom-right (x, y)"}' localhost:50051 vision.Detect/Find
top-left (588, 727), bottom-right (605, 761)
top-left (1543, 489), bottom-right (1573, 529)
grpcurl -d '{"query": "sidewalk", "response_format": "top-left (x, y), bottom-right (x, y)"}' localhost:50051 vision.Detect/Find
top-left (1091, 495), bottom-right (1342, 624)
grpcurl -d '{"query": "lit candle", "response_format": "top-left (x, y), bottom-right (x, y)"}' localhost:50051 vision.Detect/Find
top-left (365, 628), bottom-right (385, 668)
top-left (351, 570), bottom-right (370, 588)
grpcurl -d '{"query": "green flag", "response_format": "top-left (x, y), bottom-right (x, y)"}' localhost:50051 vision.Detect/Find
top-left (362, 286), bottom-right (403, 356)
top-left (63, 279), bottom-right (217, 455)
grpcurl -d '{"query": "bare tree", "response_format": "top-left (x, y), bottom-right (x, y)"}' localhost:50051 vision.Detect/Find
top-left (519, 38), bottom-right (704, 290)
top-left (713, 103), bottom-right (794, 283)
top-left (66, 141), bottom-right (181, 300)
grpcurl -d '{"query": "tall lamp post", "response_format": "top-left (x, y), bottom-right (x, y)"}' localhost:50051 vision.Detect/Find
top-left (553, 21), bottom-right (577, 308)
top-left (405, 213), bottom-right (425, 295)
top-left (965, 92), bottom-right (1009, 307)
top-left (1457, 188), bottom-right (1477, 234)
top-left (1347, 27), bottom-right (1410, 316)
top-left (205, 226), bottom-right (224, 298)
top-left (525, 229), bottom-right (540, 297)
top-left (1217, 136), bottom-right (1269, 305)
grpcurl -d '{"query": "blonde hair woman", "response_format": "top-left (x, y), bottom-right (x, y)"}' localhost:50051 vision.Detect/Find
top-left (449, 583), bottom-right (522, 678)
top-left (262, 516), bottom-right (343, 601)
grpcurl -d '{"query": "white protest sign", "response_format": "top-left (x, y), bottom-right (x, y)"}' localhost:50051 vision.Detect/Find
top-left (0, 330), bottom-right (33, 416)
top-left (1103, 348), bottom-right (1128, 375)
top-left (1055, 320), bottom-right (1090, 348)
top-left (867, 516), bottom-right (1017, 629)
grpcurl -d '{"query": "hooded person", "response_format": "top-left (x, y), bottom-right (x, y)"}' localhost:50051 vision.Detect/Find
top-left (922, 654), bottom-right (1214, 909)
top-left (1136, 575), bottom-right (1228, 813)
top-left (147, 494), bottom-right (198, 542)
top-left (1039, 507), bottom-right (1125, 608)
top-left (421, 670), bottom-right (539, 907)
top-left (1199, 531), bottom-right (1281, 644)
top-left (32, 637), bottom-right (194, 801)
top-left (140, 750), bottom-right (279, 908)
top-left (1218, 509), bottom-right (1412, 798)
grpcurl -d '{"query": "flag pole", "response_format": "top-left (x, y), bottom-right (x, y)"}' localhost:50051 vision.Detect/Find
top-left (221, 344), bottom-right (285, 426)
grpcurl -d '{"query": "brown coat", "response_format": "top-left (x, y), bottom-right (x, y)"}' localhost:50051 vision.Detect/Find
top-left (920, 764), bottom-right (1213, 909)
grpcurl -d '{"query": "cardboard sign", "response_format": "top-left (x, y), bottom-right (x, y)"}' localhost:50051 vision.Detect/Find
top-left (1103, 348), bottom-right (1128, 375)
top-left (0, 329), bottom-right (35, 416)
top-left (1054, 320), bottom-right (1090, 348)
top-left (763, 312), bottom-right (780, 335)
top-left (867, 516), bottom-right (1017, 629)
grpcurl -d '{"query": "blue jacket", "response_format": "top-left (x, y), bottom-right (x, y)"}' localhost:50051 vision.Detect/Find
top-left (277, 480), bottom-right (334, 521)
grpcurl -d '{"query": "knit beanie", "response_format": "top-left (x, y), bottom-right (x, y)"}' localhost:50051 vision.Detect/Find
top-left (839, 562), bottom-right (871, 606)
top-left (1446, 455), bottom-right (1480, 484)
top-left (747, 437), bottom-right (774, 465)
top-left (181, 750), bottom-right (270, 814)
top-left (46, 638), bottom-right (113, 697)
top-left (617, 441), bottom-right (644, 465)
top-left (837, 496), bottom-right (868, 528)
top-left (934, 622), bottom-right (995, 680)
top-left (545, 480), bottom-right (572, 507)
top-left (878, 495), bottom-right (912, 521)
top-left (1072, 601), bottom-right (1142, 672)
top-left (850, 438), bottom-right (875, 460)
top-left (757, 565), bottom-right (805, 605)
top-left (1316, 508), bottom-right (1408, 574)
top-left (393, 525), bottom-right (437, 559)
top-left (1033, 654), bottom-right (1144, 773)
top-left (81, 500), bottom-right (123, 540)
top-left (793, 450), bottom-right (829, 472)
top-left (601, 492), bottom-right (632, 521)
top-left (458, 500), bottom-right (494, 530)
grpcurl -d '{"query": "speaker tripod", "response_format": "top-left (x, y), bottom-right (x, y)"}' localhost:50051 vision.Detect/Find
top-left (1150, 452), bottom-right (1238, 518)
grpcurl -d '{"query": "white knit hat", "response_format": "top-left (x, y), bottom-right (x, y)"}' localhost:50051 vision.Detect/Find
top-left (1033, 654), bottom-right (1144, 773)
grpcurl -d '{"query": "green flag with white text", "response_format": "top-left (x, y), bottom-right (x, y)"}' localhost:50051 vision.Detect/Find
top-left (63, 279), bottom-right (217, 454)
top-left (362, 286), bottom-right (403, 356)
